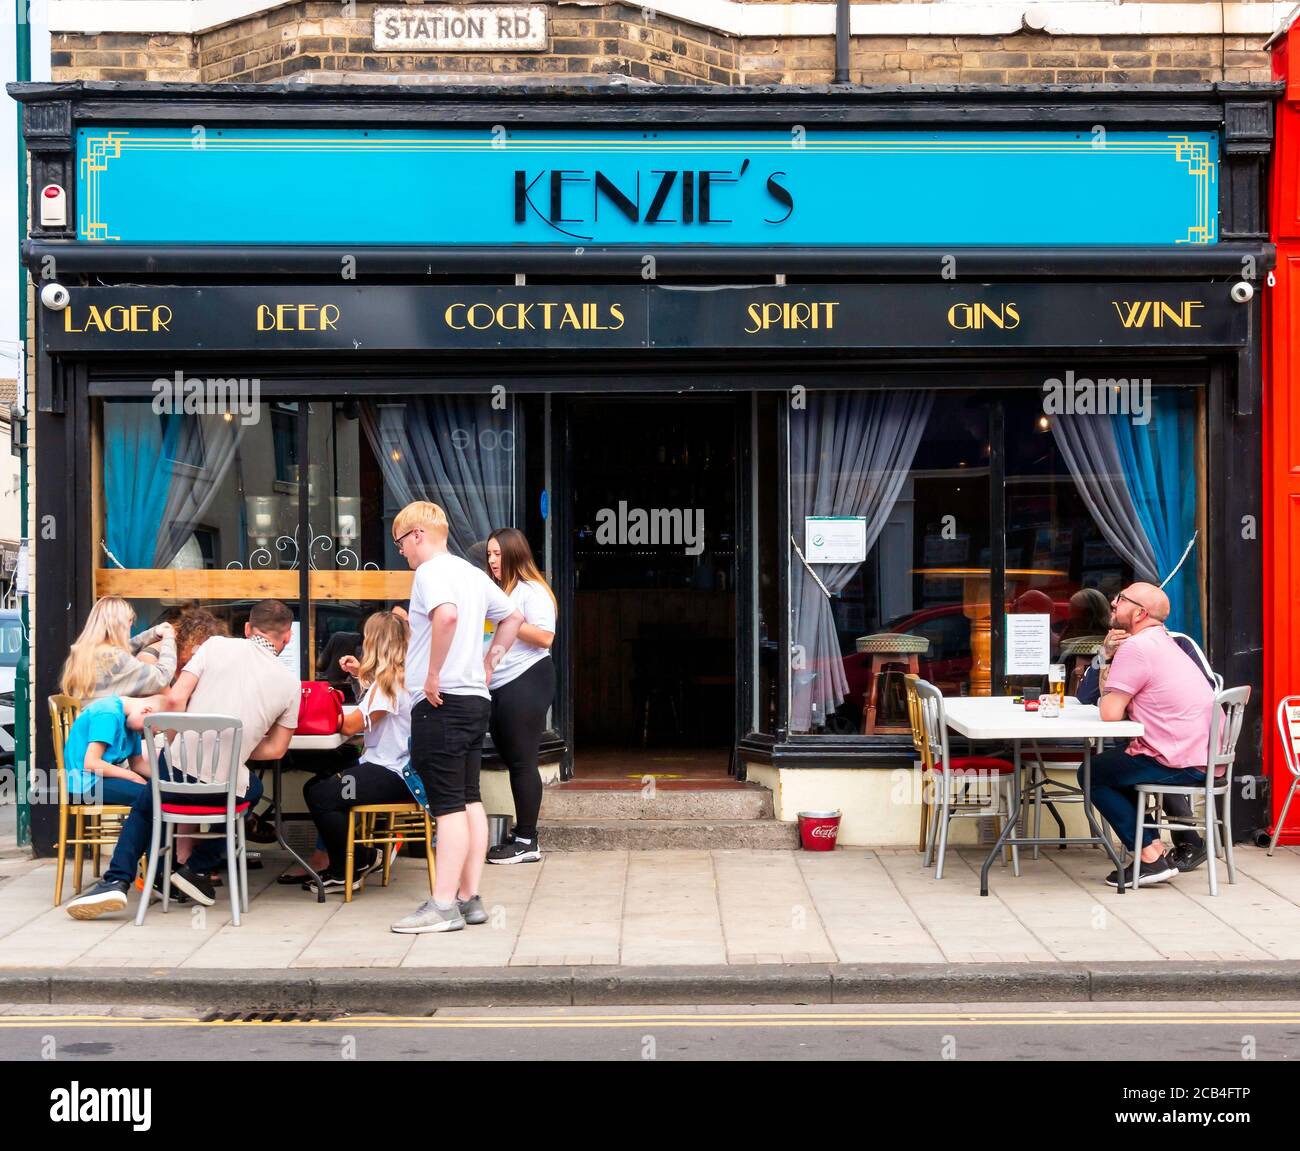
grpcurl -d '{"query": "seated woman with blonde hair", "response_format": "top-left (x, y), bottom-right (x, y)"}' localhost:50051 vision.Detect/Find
top-left (301, 610), bottom-right (414, 893)
top-left (60, 596), bottom-right (176, 702)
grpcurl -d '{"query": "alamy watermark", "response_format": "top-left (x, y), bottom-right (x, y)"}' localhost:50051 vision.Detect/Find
top-left (151, 371), bottom-right (261, 425)
top-left (1041, 370), bottom-right (1152, 426)
top-left (49, 1083), bottom-right (152, 1131)
top-left (595, 501), bottom-right (704, 556)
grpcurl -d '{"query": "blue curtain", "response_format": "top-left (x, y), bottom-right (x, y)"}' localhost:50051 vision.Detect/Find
top-left (104, 405), bottom-right (178, 568)
top-left (1110, 396), bottom-right (1202, 644)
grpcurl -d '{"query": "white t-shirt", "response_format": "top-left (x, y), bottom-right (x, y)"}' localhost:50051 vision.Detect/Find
top-left (490, 579), bottom-right (555, 691)
top-left (179, 636), bottom-right (300, 795)
top-left (406, 551), bottom-right (517, 702)
top-left (358, 681), bottom-right (411, 776)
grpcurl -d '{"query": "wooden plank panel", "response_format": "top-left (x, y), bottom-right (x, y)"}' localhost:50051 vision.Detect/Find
top-left (618, 589), bottom-right (642, 737)
top-left (575, 590), bottom-right (599, 738)
top-left (93, 568), bottom-right (416, 602)
top-left (308, 570), bottom-right (414, 600)
top-left (599, 591), bottom-right (620, 740)
top-left (95, 568), bottom-right (298, 599)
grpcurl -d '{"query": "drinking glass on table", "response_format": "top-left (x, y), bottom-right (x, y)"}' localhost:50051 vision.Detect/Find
top-left (1048, 663), bottom-right (1066, 707)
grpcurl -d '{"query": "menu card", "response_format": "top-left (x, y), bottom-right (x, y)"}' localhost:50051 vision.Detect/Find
top-left (1006, 614), bottom-right (1051, 675)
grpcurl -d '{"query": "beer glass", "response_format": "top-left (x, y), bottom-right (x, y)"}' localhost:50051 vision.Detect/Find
top-left (1048, 663), bottom-right (1066, 708)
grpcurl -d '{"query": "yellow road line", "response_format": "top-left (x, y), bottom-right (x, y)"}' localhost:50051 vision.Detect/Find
top-left (0, 1012), bottom-right (1297, 1030)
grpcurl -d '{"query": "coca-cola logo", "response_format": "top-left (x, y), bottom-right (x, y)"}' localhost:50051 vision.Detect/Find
top-left (810, 824), bottom-right (839, 839)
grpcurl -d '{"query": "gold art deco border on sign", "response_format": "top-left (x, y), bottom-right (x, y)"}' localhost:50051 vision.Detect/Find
top-left (79, 131), bottom-right (1218, 245)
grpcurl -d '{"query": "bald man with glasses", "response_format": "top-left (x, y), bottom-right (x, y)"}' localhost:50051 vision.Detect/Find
top-left (1084, 582), bottom-right (1216, 887)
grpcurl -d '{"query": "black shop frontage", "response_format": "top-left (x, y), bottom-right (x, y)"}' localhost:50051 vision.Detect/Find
top-left (11, 79), bottom-right (1275, 849)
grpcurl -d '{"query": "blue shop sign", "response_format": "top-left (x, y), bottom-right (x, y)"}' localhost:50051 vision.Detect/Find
top-left (76, 126), bottom-right (1217, 246)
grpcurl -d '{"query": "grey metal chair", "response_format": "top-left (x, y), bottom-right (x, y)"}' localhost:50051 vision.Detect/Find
top-left (136, 714), bottom-right (248, 927)
top-left (913, 679), bottom-right (1019, 881)
top-left (1133, 686), bottom-right (1250, 895)
top-left (1167, 631), bottom-right (1224, 692)
top-left (1269, 696), bottom-right (1300, 855)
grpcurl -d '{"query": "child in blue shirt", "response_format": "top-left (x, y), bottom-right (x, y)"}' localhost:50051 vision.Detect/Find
top-left (62, 695), bottom-right (163, 806)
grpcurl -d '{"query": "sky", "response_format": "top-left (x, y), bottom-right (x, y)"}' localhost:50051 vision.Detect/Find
top-left (2, 2), bottom-right (52, 382)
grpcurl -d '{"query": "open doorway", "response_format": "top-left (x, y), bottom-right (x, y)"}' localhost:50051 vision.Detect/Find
top-left (568, 397), bottom-right (737, 780)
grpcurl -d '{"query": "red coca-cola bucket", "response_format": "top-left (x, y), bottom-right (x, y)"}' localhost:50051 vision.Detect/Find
top-left (798, 810), bottom-right (841, 851)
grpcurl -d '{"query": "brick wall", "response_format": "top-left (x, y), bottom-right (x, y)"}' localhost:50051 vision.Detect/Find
top-left (51, 32), bottom-right (199, 82)
top-left (48, 2), bottom-right (1273, 86)
top-left (746, 34), bottom-right (1273, 85)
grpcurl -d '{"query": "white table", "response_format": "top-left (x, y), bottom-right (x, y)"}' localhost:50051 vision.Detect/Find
top-left (287, 731), bottom-right (349, 752)
top-left (941, 696), bottom-right (1144, 895)
top-left (288, 704), bottom-right (359, 751)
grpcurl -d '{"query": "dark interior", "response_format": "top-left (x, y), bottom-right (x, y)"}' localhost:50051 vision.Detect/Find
top-left (570, 398), bottom-right (737, 754)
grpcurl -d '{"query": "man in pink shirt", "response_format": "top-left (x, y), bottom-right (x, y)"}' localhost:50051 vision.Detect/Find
top-left (1087, 582), bottom-right (1214, 887)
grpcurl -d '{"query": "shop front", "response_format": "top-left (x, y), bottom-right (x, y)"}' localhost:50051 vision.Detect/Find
top-left (13, 79), bottom-right (1275, 851)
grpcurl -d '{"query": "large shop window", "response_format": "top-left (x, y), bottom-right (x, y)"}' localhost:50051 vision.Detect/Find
top-left (786, 385), bottom-right (1205, 737)
top-left (96, 397), bottom-right (516, 688)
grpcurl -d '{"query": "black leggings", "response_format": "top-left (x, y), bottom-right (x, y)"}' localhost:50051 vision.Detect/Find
top-left (303, 761), bottom-right (412, 874)
top-left (489, 657), bottom-right (554, 840)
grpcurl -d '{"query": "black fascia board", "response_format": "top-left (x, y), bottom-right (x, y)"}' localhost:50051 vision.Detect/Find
top-left (5, 79), bottom-right (1284, 131)
top-left (19, 240), bottom-right (1277, 279)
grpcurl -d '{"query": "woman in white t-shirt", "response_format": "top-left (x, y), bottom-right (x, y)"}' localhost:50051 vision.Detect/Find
top-left (301, 611), bottom-right (414, 892)
top-left (485, 528), bottom-right (557, 864)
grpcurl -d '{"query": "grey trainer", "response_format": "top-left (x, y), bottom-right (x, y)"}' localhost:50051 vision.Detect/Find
top-left (458, 894), bottom-right (487, 925)
top-left (390, 898), bottom-right (465, 934)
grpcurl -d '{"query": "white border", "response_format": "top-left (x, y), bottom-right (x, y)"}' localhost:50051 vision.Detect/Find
top-left (44, 0), bottom-right (1299, 39)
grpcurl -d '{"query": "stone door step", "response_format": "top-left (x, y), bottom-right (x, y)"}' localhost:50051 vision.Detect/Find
top-left (539, 819), bottom-right (800, 851)
top-left (540, 783), bottom-right (773, 822)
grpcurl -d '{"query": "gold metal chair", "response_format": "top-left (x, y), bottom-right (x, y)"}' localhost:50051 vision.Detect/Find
top-left (48, 694), bottom-right (133, 907)
top-left (343, 802), bottom-right (436, 904)
top-left (903, 674), bottom-right (933, 852)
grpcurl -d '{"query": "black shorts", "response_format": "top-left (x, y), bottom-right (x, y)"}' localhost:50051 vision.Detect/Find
top-left (410, 693), bottom-right (492, 817)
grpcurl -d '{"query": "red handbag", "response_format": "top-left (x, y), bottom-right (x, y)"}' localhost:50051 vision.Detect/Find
top-left (296, 682), bottom-right (345, 735)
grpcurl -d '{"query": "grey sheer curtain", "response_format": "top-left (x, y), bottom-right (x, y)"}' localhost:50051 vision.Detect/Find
top-left (790, 390), bottom-right (934, 733)
top-left (1049, 415), bottom-right (1159, 582)
top-left (155, 416), bottom-right (245, 568)
top-left (359, 397), bottom-right (515, 558)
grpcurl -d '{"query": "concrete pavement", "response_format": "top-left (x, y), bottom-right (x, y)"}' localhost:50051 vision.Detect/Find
top-left (0, 843), bottom-right (1298, 1007)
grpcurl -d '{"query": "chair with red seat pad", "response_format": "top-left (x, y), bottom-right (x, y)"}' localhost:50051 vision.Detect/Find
top-left (136, 713), bottom-right (248, 927)
top-left (913, 679), bottom-right (1020, 881)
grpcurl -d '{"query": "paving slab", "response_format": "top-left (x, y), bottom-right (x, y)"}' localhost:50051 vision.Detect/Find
top-left (713, 849), bottom-right (836, 963)
top-left (620, 849), bottom-right (727, 966)
top-left (510, 852), bottom-right (627, 966)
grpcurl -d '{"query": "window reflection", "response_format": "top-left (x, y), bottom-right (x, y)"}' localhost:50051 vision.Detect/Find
top-left (790, 391), bottom-right (987, 734)
top-left (788, 384), bottom-right (1204, 735)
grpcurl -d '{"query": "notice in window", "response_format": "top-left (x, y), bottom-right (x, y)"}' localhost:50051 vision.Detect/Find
top-left (278, 622), bottom-right (302, 678)
top-left (1006, 613), bottom-right (1051, 676)
top-left (805, 516), bottom-right (867, 564)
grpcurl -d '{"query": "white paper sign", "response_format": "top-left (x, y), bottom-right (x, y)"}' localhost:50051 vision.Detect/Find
top-left (1005, 613), bottom-right (1051, 676)
top-left (14, 542), bottom-right (28, 597)
top-left (278, 621), bottom-right (302, 678)
top-left (805, 517), bottom-right (867, 564)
